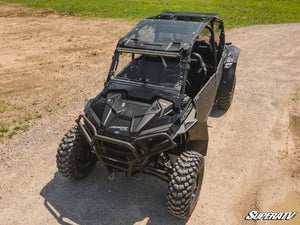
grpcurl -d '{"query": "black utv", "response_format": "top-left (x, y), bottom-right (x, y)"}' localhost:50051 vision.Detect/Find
top-left (56, 12), bottom-right (240, 218)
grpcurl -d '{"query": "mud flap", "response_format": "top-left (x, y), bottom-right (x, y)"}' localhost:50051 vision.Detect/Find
top-left (187, 121), bottom-right (208, 156)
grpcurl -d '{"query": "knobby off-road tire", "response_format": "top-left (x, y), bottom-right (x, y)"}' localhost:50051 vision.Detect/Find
top-left (167, 151), bottom-right (204, 218)
top-left (216, 76), bottom-right (236, 110)
top-left (56, 125), bottom-right (97, 179)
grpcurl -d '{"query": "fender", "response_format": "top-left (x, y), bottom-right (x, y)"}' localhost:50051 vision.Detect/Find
top-left (174, 105), bottom-right (209, 156)
top-left (215, 45), bottom-right (241, 100)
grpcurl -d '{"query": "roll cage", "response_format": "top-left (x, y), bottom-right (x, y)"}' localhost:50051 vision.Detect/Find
top-left (106, 12), bottom-right (225, 97)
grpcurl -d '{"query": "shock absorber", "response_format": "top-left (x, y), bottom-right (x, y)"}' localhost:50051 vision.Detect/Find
top-left (159, 152), bottom-right (173, 170)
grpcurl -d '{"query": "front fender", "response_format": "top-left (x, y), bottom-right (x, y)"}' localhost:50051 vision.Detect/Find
top-left (215, 45), bottom-right (241, 100)
top-left (174, 106), bottom-right (209, 156)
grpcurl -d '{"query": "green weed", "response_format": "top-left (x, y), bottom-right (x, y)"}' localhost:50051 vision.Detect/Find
top-left (35, 114), bottom-right (42, 119)
top-left (0, 122), bottom-right (9, 133)
top-left (8, 131), bottom-right (17, 139)
top-left (13, 124), bottom-right (29, 132)
top-left (43, 104), bottom-right (53, 112)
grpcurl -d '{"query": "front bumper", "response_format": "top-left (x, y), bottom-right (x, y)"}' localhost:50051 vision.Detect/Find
top-left (76, 114), bottom-right (177, 177)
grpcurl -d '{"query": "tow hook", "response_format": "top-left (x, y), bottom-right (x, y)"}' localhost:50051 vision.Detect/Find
top-left (108, 172), bottom-right (115, 181)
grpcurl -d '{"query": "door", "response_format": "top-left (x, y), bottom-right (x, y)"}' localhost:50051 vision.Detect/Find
top-left (193, 54), bottom-right (225, 122)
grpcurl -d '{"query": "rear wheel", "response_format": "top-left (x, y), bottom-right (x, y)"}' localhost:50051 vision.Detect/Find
top-left (216, 76), bottom-right (236, 110)
top-left (56, 125), bottom-right (97, 179)
top-left (167, 151), bottom-right (204, 218)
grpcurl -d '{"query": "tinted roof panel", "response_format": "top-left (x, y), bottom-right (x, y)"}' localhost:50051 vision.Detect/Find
top-left (118, 12), bottom-right (217, 53)
top-left (152, 11), bottom-right (218, 23)
top-left (123, 19), bottom-right (205, 44)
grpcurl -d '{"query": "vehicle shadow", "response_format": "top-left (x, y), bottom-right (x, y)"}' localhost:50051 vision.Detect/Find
top-left (40, 164), bottom-right (187, 225)
top-left (209, 106), bottom-right (227, 118)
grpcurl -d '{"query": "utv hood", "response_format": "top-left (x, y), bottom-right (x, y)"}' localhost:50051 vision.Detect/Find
top-left (85, 92), bottom-right (177, 139)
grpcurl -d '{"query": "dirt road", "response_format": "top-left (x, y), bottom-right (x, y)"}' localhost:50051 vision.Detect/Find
top-left (0, 4), bottom-right (299, 225)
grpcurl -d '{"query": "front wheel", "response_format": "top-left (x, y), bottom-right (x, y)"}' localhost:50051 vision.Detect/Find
top-left (167, 151), bottom-right (204, 218)
top-left (56, 125), bottom-right (97, 179)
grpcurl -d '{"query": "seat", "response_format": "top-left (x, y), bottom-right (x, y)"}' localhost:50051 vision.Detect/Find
top-left (195, 40), bottom-right (214, 69)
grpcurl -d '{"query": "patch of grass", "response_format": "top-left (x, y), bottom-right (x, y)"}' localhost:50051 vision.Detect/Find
top-left (24, 114), bottom-right (33, 122)
top-left (0, 100), bottom-right (8, 113)
top-left (292, 89), bottom-right (300, 102)
top-left (13, 124), bottom-right (29, 132)
top-left (8, 131), bottom-right (17, 139)
top-left (43, 104), bottom-right (54, 112)
top-left (12, 105), bottom-right (23, 110)
top-left (35, 114), bottom-right (42, 119)
top-left (0, 122), bottom-right (9, 133)
top-left (0, 100), bottom-right (24, 113)
top-left (0, 119), bottom-right (34, 139)
top-left (0, 105), bottom-right (44, 140)
top-left (67, 35), bottom-right (74, 42)
top-left (290, 113), bottom-right (300, 125)
top-left (6, 0), bottom-right (300, 28)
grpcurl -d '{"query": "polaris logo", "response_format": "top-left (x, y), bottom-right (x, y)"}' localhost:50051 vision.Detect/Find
top-left (109, 126), bottom-right (128, 131)
top-left (245, 211), bottom-right (296, 221)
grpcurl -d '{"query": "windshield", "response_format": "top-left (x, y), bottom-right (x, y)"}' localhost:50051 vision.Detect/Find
top-left (110, 53), bottom-right (182, 90)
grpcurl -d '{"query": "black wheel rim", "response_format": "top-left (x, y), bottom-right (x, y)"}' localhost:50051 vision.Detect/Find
top-left (77, 146), bottom-right (95, 169)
